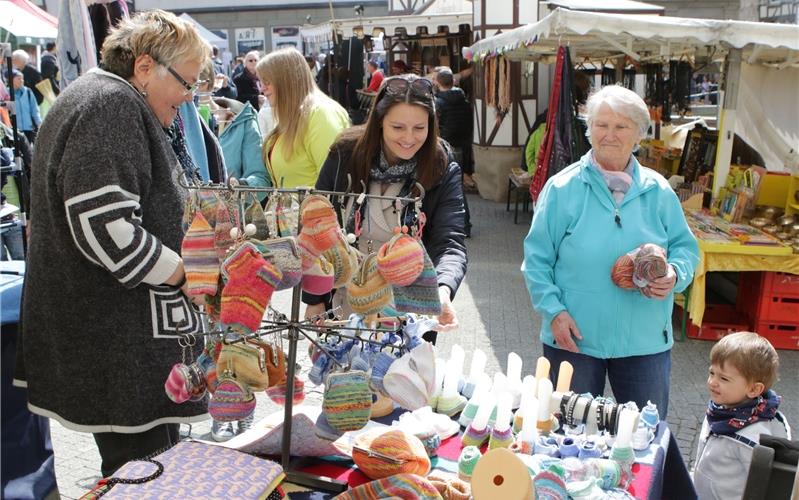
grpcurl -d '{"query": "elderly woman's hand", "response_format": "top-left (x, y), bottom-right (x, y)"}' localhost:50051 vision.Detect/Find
top-left (644, 265), bottom-right (677, 300)
top-left (435, 286), bottom-right (459, 332)
top-left (551, 311), bottom-right (583, 353)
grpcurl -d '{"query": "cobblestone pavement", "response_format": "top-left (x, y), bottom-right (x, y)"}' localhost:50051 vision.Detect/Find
top-left (49, 193), bottom-right (798, 499)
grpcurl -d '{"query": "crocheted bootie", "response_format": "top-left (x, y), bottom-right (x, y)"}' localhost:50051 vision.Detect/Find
top-left (436, 393), bottom-right (467, 417)
top-left (534, 435), bottom-right (560, 457)
top-left (488, 426), bottom-right (513, 450)
top-left (578, 439), bottom-right (602, 459)
top-left (640, 400), bottom-right (660, 429)
top-left (558, 437), bottom-right (579, 458)
top-left (457, 446), bottom-right (481, 481)
top-left (458, 398), bottom-right (480, 428)
top-left (461, 423), bottom-right (490, 447)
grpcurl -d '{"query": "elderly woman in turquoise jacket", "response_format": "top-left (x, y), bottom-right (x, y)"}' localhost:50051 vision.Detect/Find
top-left (522, 85), bottom-right (699, 418)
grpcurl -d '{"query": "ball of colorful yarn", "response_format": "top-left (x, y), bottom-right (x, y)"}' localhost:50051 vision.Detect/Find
top-left (377, 232), bottom-right (425, 286)
top-left (352, 429), bottom-right (431, 480)
top-left (208, 378), bottom-right (256, 422)
top-left (632, 243), bottom-right (668, 287)
top-left (611, 253), bottom-right (636, 289)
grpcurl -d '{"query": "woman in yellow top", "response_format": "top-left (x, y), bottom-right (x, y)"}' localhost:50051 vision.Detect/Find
top-left (257, 48), bottom-right (350, 188)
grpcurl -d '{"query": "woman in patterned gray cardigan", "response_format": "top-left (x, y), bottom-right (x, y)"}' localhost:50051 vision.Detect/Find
top-left (14, 10), bottom-right (211, 477)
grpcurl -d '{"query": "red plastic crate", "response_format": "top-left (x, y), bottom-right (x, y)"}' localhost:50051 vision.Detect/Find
top-left (764, 272), bottom-right (799, 296)
top-left (737, 272), bottom-right (799, 324)
top-left (754, 321), bottom-right (799, 351)
top-left (758, 294), bottom-right (799, 323)
top-left (687, 304), bottom-right (751, 341)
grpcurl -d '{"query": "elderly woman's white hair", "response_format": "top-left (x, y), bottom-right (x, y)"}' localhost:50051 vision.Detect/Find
top-left (585, 85), bottom-right (650, 140)
top-left (12, 49), bottom-right (30, 64)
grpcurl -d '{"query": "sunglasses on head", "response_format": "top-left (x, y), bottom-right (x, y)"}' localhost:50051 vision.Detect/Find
top-left (383, 77), bottom-right (434, 99)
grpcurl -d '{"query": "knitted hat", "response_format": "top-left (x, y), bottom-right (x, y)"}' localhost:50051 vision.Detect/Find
top-left (334, 473), bottom-right (442, 500)
top-left (323, 370), bottom-right (373, 432)
top-left (352, 429), bottom-right (431, 480)
top-left (301, 255), bottom-right (335, 295)
top-left (377, 231), bottom-right (425, 286)
top-left (347, 253), bottom-right (394, 316)
top-left (408, 342), bottom-right (436, 397)
top-left (181, 212), bottom-right (220, 298)
top-left (216, 342), bottom-right (270, 391)
top-left (245, 197), bottom-right (270, 240)
top-left (255, 237), bottom-right (303, 290)
top-left (208, 375), bottom-right (256, 422)
top-left (266, 376), bottom-right (305, 405)
top-left (392, 249), bottom-right (441, 316)
top-left (213, 199), bottom-right (236, 263)
top-left (297, 195), bottom-right (340, 255)
top-left (220, 242), bottom-right (283, 334)
top-left (384, 353), bottom-right (429, 411)
top-left (164, 363), bottom-right (192, 404)
top-left (322, 234), bottom-right (359, 288)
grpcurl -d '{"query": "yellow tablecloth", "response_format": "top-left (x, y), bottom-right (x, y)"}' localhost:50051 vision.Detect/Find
top-left (688, 241), bottom-right (799, 326)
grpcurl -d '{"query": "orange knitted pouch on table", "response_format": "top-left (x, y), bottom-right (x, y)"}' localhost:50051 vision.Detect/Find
top-left (352, 428), bottom-right (431, 480)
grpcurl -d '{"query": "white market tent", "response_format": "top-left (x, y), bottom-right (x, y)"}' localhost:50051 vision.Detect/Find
top-left (0, 0), bottom-right (58, 40)
top-left (300, 11), bottom-right (471, 44)
top-left (179, 13), bottom-right (226, 46)
top-left (464, 8), bottom-right (799, 194)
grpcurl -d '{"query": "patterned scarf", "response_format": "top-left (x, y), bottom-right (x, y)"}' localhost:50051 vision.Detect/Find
top-left (706, 389), bottom-right (781, 436)
top-left (165, 112), bottom-right (199, 180)
top-left (346, 149), bottom-right (417, 234)
top-left (591, 153), bottom-right (633, 205)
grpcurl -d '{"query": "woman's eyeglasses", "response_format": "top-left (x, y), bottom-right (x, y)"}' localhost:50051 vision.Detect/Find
top-left (383, 77), bottom-right (434, 99)
top-left (155, 58), bottom-right (206, 96)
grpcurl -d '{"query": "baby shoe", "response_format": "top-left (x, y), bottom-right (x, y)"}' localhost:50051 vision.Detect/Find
top-left (488, 426), bottom-right (514, 450)
top-left (558, 437), bottom-right (579, 458)
top-left (534, 435), bottom-right (560, 457)
top-left (461, 422), bottom-right (490, 448)
top-left (578, 439), bottom-right (602, 459)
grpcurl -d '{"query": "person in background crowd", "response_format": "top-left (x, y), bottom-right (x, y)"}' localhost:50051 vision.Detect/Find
top-left (11, 50), bottom-right (44, 106)
top-left (522, 85), bottom-right (699, 417)
top-left (211, 46), bottom-right (236, 99)
top-left (256, 47), bottom-right (349, 188)
top-left (433, 67), bottom-right (473, 237)
top-left (15, 9), bottom-right (211, 477)
top-left (693, 332), bottom-right (789, 500)
top-left (11, 70), bottom-right (41, 145)
top-left (233, 51), bottom-right (260, 110)
top-left (391, 59), bottom-right (413, 76)
top-left (365, 60), bottom-right (384, 93)
top-left (0, 192), bottom-right (24, 260)
top-left (305, 75), bottom-right (468, 340)
top-left (231, 55), bottom-right (245, 79)
top-left (40, 42), bottom-right (60, 96)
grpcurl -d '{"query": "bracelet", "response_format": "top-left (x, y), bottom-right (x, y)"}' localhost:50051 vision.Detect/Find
top-left (566, 393), bottom-right (579, 426)
top-left (581, 396), bottom-right (594, 424)
top-left (609, 403), bottom-right (619, 435)
top-left (560, 392), bottom-right (572, 417)
top-left (595, 400), bottom-right (605, 432)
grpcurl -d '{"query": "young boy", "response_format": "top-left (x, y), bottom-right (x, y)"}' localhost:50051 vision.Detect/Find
top-left (693, 332), bottom-right (791, 500)
top-left (11, 69), bottom-right (42, 145)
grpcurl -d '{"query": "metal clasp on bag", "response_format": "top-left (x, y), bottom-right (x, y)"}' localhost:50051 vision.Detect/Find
top-left (351, 445), bottom-right (406, 465)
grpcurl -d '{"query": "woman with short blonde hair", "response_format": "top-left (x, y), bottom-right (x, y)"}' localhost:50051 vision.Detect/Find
top-left (257, 47), bottom-right (350, 187)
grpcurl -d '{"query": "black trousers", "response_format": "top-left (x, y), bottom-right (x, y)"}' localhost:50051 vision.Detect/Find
top-left (92, 423), bottom-right (179, 477)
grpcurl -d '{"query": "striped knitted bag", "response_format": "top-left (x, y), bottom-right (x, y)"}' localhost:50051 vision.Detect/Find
top-left (334, 473), bottom-right (442, 500)
top-left (208, 373), bottom-right (256, 422)
top-left (352, 429), bottom-right (431, 480)
top-left (220, 242), bottom-right (283, 334)
top-left (322, 370), bottom-right (372, 432)
top-left (377, 231), bottom-right (425, 286)
top-left (392, 249), bottom-right (441, 316)
top-left (297, 195), bottom-right (340, 255)
top-left (181, 211), bottom-right (219, 298)
top-left (214, 197), bottom-right (236, 264)
top-left (347, 253), bottom-right (394, 316)
top-left (322, 233), bottom-right (359, 288)
top-left (255, 237), bottom-right (303, 290)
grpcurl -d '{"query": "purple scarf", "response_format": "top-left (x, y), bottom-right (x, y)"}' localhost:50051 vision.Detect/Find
top-left (706, 389), bottom-right (781, 436)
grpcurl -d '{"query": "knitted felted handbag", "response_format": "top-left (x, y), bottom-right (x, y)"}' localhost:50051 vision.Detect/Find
top-left (301, 255), bottom-right (335, 295)
top-left (391, 248), bottom-right (441, 316)
top-left (334, 473), bottom-right (443, 500)
top-left (208, 370), bottom-right (256, 422)
top-left (297, 195), bottom-right (340, 255)
top-left (216, 341), bottom-right (270, 391)
top-left (214, 197), bottom-right (236, 264)
top-left (352, 429), bottom-right (431, 480)
top-left (347, 253), bottom-right (394, 316)
top-left (244, 338), bottom-right (287, 388)
top-left (377, 230), bottom-right (425, 286)
top-left (322, 233), bottom-right (359, 288)
top-left (256, 237), bottom-right (303, 290)
top-left (322, 370), bottom-right (373, 432)
top-left (181, 211), bottom-right (220, 298)
top-left (220, 242), bottom-right (283, 334)
top-left (245, 195), bottom-right (270, 240)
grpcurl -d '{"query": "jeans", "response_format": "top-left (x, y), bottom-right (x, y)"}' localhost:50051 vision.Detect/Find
top-left (543, 344), bottom-right (672, 419)
top-left (1, 221), bottom-right (24, 260)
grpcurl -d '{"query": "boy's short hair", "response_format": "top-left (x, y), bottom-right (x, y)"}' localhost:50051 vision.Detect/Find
top-left (710, 332), bottom-right (779, 390)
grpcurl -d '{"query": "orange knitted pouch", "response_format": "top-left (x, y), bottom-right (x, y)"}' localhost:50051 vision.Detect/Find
top-left (352, 429), bottom-right (431, 480)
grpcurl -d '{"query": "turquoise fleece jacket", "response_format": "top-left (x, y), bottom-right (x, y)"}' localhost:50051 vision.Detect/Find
top-left (219, 103), bottom-right (271, 191)
top-left (522, 152), bottom-right (699, 359)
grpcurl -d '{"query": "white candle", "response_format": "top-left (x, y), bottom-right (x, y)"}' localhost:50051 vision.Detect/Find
top-left (450, 344), bottom-right (465, 377)
top-left (615, 408), bottom-right (640, 447)
top-left (491, 372), bottom-right (508, 396)
top-left (468, 349), bottom-right (487, 380)
top-left (534, 356), bottom-right (551, 385)
top-left (507, 352), bottom-right (522, 385)
top-left (495, 392), bottom-right (513, 431)
top-left (441, 357), bottom-right (460, 398)
top-left (556, 361), bottom-right (574, 393)
top-left (536, 378), bottom-right (553, 421)
top-left (520, 375), bottom-right (537, 414)
top-left (520, 396), bottom-right (539, 443)
top-left (472, 392), bottom-right (496, 430)
top-left (432, 357), bottom-right (446, 397)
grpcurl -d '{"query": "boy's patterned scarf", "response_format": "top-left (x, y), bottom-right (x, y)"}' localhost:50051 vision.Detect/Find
top-left (706, 389), bottom-right (781, 436)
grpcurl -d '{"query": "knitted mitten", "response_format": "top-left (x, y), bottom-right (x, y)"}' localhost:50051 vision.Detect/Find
top-left (182, 211), bottom-right (220, 298)
top-left (220, 243), bottom-right (282, 334)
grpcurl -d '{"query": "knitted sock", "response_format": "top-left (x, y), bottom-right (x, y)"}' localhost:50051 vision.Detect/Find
top-left (213, 199), bottom-right (235, 263)
top-left (578, 439), bottom-right (602, 459)
top-left (220, 243), bottom-right (282, 334)
top-left (488, 426), bottom-right (514, 450)
top-left (461, 423), bottom-right (490, 447)
top-left (436, 394), bottom-right (467, 417)
top-left (458, 399), bottom-right (479, 428)
top-left (182, 212), bottom-right (220, 297)
top-left (457, 445), bottom-right (481, 481)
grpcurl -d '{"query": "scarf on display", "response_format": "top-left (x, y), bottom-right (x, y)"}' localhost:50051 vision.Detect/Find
top-left (345, 149), bottom-right (417, 234)
top-left (706, 389), bottom-right (781, 436)
top-left (165, 112), bottom-right (200, 180)
top-left (592, 153), bottom-right (633, 205)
